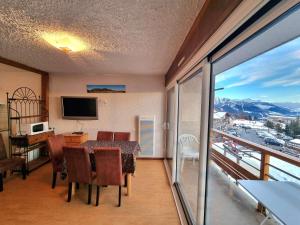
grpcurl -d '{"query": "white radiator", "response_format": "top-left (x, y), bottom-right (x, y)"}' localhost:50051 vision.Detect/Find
top-left (138, 116), bottom-right (155, 156)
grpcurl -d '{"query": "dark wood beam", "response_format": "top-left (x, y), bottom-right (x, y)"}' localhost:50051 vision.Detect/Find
top-left (41, 73), bottom-right (49, 121)
top-left (0, 56), bottom-right (49, 121)
top-left (0, 56), bottom-right (48, 75)
top-left (165, 0), bottom-right (242, 85)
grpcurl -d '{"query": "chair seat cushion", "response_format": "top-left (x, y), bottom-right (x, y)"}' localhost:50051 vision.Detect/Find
top-left (0, 158), bottom-right (25, 172)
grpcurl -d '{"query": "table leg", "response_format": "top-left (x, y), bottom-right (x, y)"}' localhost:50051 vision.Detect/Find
top-left (72, 182), bottom-right (76, 196)
top-left (126, 173), bottom-right (132, 196)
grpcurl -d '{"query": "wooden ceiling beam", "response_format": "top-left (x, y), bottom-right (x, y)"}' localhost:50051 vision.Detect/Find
top-left (0, 56), bottom-right (48, 75)
top-left (165, 0), bottom-right (242, 85)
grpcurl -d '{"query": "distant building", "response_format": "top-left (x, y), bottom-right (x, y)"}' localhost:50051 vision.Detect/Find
top-left (213, 111), bottom-right (231, 130)
top-left (287, 139), bottom-right (300, 153)
top-left (268, 115), bottom-right (297, 124)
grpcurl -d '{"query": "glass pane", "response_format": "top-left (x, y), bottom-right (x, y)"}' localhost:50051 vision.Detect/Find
top-left (206, 28), bottom-right (300, 225)
top-left (176, 71), bottom-right (202, 222)
top-left (166, 87), bottom-right (176, 171)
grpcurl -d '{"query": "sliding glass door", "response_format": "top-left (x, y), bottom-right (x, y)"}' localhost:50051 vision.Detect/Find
top-left (166, 87), bottom-right (177, 173)
top-left (176, 70), bottom-right (203, 224)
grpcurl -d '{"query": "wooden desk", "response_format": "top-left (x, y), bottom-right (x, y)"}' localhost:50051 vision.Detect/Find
top-left (10, 130), bottom-right (54, 172)
top-left (63, 133), bottom-right (88, 146)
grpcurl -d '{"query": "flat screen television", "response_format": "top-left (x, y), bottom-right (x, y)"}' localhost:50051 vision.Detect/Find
top-left (61, 96), bottom-right (98, 120)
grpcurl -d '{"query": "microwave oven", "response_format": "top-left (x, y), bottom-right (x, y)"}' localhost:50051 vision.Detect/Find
top-left (20, 122), bottom-right (49, 135)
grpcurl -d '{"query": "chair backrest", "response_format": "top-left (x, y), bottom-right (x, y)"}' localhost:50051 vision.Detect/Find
top-left (94, 147), bottom-right (122, 186)
top-left (114, 132), bottom-right (130, 141)
top-left (63, 146), bottom-right (92, 184)
top-left (178, 134), bottom-right (199, 148)
top-left (47, 134), bottom-right (65, 171)
top-left (0, 133), bottom-right (7, 160)
top-left (97, 131), bottom-right (114, 141)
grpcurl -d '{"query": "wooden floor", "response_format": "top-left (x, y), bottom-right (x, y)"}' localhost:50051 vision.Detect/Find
top-left (0, 160), bottom-right (180, 225)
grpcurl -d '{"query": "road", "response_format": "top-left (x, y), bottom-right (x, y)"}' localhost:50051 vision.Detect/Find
top-left (222, 127), bottom-right (300, 157)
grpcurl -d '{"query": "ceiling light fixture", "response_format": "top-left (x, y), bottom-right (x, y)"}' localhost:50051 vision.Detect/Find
top-left (41, 32), bottom-right (87, 53)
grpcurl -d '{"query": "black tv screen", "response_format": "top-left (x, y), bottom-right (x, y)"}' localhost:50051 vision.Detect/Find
top-left (61, 97), bottom-right (98, 120)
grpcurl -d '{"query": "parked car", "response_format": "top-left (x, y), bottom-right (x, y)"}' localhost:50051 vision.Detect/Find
top-left (227, 130), bottom-right (239, 137)
top-left (264, 137), bottom-right (284, 146)
top-left (282, 135), bottom-right (293, 141)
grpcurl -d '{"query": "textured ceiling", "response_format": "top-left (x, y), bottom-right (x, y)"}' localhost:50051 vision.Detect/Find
top-left (0, 0), bottom-right (204, 76)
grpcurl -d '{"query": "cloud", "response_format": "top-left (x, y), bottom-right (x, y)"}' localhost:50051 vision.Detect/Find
top-left (225, 73), bottom-right (263, 88)
top-left (217, 37), bottom-right (300, 89)
top-left (263, 68), bottom-right (300, 87)
top-left (293, 49), bottom-right (300, 59)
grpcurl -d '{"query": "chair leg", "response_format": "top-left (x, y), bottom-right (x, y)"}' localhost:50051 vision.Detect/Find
top-left (124, 174), bottom-right (127, 187)
top-left (76, 182), bottom-right (79, 190)
top-left (118, 185), bottom-right (121, 207)
top-left (52, 171), bottom-right (57, 188)
top-left (3, 171), bottom-right (7, 178)
top-left (96, 185), bottom-right (100, 206)
top-left (0, 173), bottom-right (3, 192)
top-left (88, 184), bottom-right (92, 205)
top-left (22, 164), bottom-right (27, 180)
top-left (67, 182), bottom-right (72, 202)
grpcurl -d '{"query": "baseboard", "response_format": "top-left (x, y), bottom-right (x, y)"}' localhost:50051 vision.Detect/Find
top-left (137, 157), bottom-right (164, 160)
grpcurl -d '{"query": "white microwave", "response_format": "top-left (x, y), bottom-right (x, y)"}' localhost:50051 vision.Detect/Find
top-left (20, 122), bottom-right (49, 135)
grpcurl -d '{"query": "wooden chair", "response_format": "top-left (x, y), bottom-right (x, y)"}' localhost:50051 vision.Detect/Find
top-left (94, 147), bottom-right (123, 207)
top-left (114, 132), bottom-right (130, 141)
top-left (47, 134), bottom-right (65, 189)
top-left (63, 146), bottom-right (94, 204)
top-left (97, 131), bottom-right (114, 141)
top-left (0, 133), bottom-right (26, 192)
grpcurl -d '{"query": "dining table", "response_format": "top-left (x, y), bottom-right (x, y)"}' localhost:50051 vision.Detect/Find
top-left (81, 140), bottom-right (141, 196)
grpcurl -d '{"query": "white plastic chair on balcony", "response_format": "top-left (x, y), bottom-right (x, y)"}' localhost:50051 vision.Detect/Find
top-left (178, 134), bottom-right (199, 172)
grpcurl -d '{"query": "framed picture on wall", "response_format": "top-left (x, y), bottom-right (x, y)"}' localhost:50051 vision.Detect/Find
top-left (87, 85), bottom-right (126, 93)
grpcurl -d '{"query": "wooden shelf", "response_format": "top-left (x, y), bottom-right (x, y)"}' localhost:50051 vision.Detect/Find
top-left (28, 156), bottom-right (49, 172)
top-left (10, 114), bottom-right (48, 120)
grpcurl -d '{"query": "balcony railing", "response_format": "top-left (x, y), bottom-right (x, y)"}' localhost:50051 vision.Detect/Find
top-left (211, 129), bottom-right (300, 211)
top-left (211, 128), bottom-right (300, 183)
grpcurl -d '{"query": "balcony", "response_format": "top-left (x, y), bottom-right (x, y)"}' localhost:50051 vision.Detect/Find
top-left (201, 128), bottom-right (300, 224)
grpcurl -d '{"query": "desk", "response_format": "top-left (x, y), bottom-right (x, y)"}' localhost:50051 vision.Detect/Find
top-left (81, 140), bottom-right (141, 196)
top-left (238, 180), bottom-right (300, 225)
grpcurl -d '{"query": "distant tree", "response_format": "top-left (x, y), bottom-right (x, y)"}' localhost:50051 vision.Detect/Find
top-left (285, 124), bottom-right (292, 137)
top-left (275, 123), bottom-right (284, 133)
top-left (285, 117), bottom-right (300, 138)
top-left (265, 120), bottom-right (274, 129)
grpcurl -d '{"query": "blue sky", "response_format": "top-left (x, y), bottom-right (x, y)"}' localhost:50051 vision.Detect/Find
top-left (215, 36), bottom-right (300, 102)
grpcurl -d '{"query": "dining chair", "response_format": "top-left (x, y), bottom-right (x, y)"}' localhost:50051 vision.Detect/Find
top-left (97, 131), bottom-right (114, 141)
top-left (114, 132), bottom-right (130, 141)
top-left (94, 147), bottom-right (123, 207)
top-left (0, 133), bottom-right (26, 192)
top-left (63, 146), bottom-right (94, 204)
top-left (47, 134), bottom-right (65, 189)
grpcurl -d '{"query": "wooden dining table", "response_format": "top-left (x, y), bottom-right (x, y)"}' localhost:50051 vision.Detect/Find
top-left (81, 140), bottom-right (141, 196)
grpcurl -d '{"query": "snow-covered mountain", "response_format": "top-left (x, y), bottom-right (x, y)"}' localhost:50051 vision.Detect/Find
top-left (215, 98), bottom-right (300, 119)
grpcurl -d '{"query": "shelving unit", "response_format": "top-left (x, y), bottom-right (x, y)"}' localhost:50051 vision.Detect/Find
top-left (7, 87), bottom-right (52, 173)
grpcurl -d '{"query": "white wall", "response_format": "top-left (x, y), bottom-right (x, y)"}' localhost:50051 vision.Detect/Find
top-left (49, 74), bottom-right (165, 157)
top-left (0, 63), bottom-right (41, 155)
